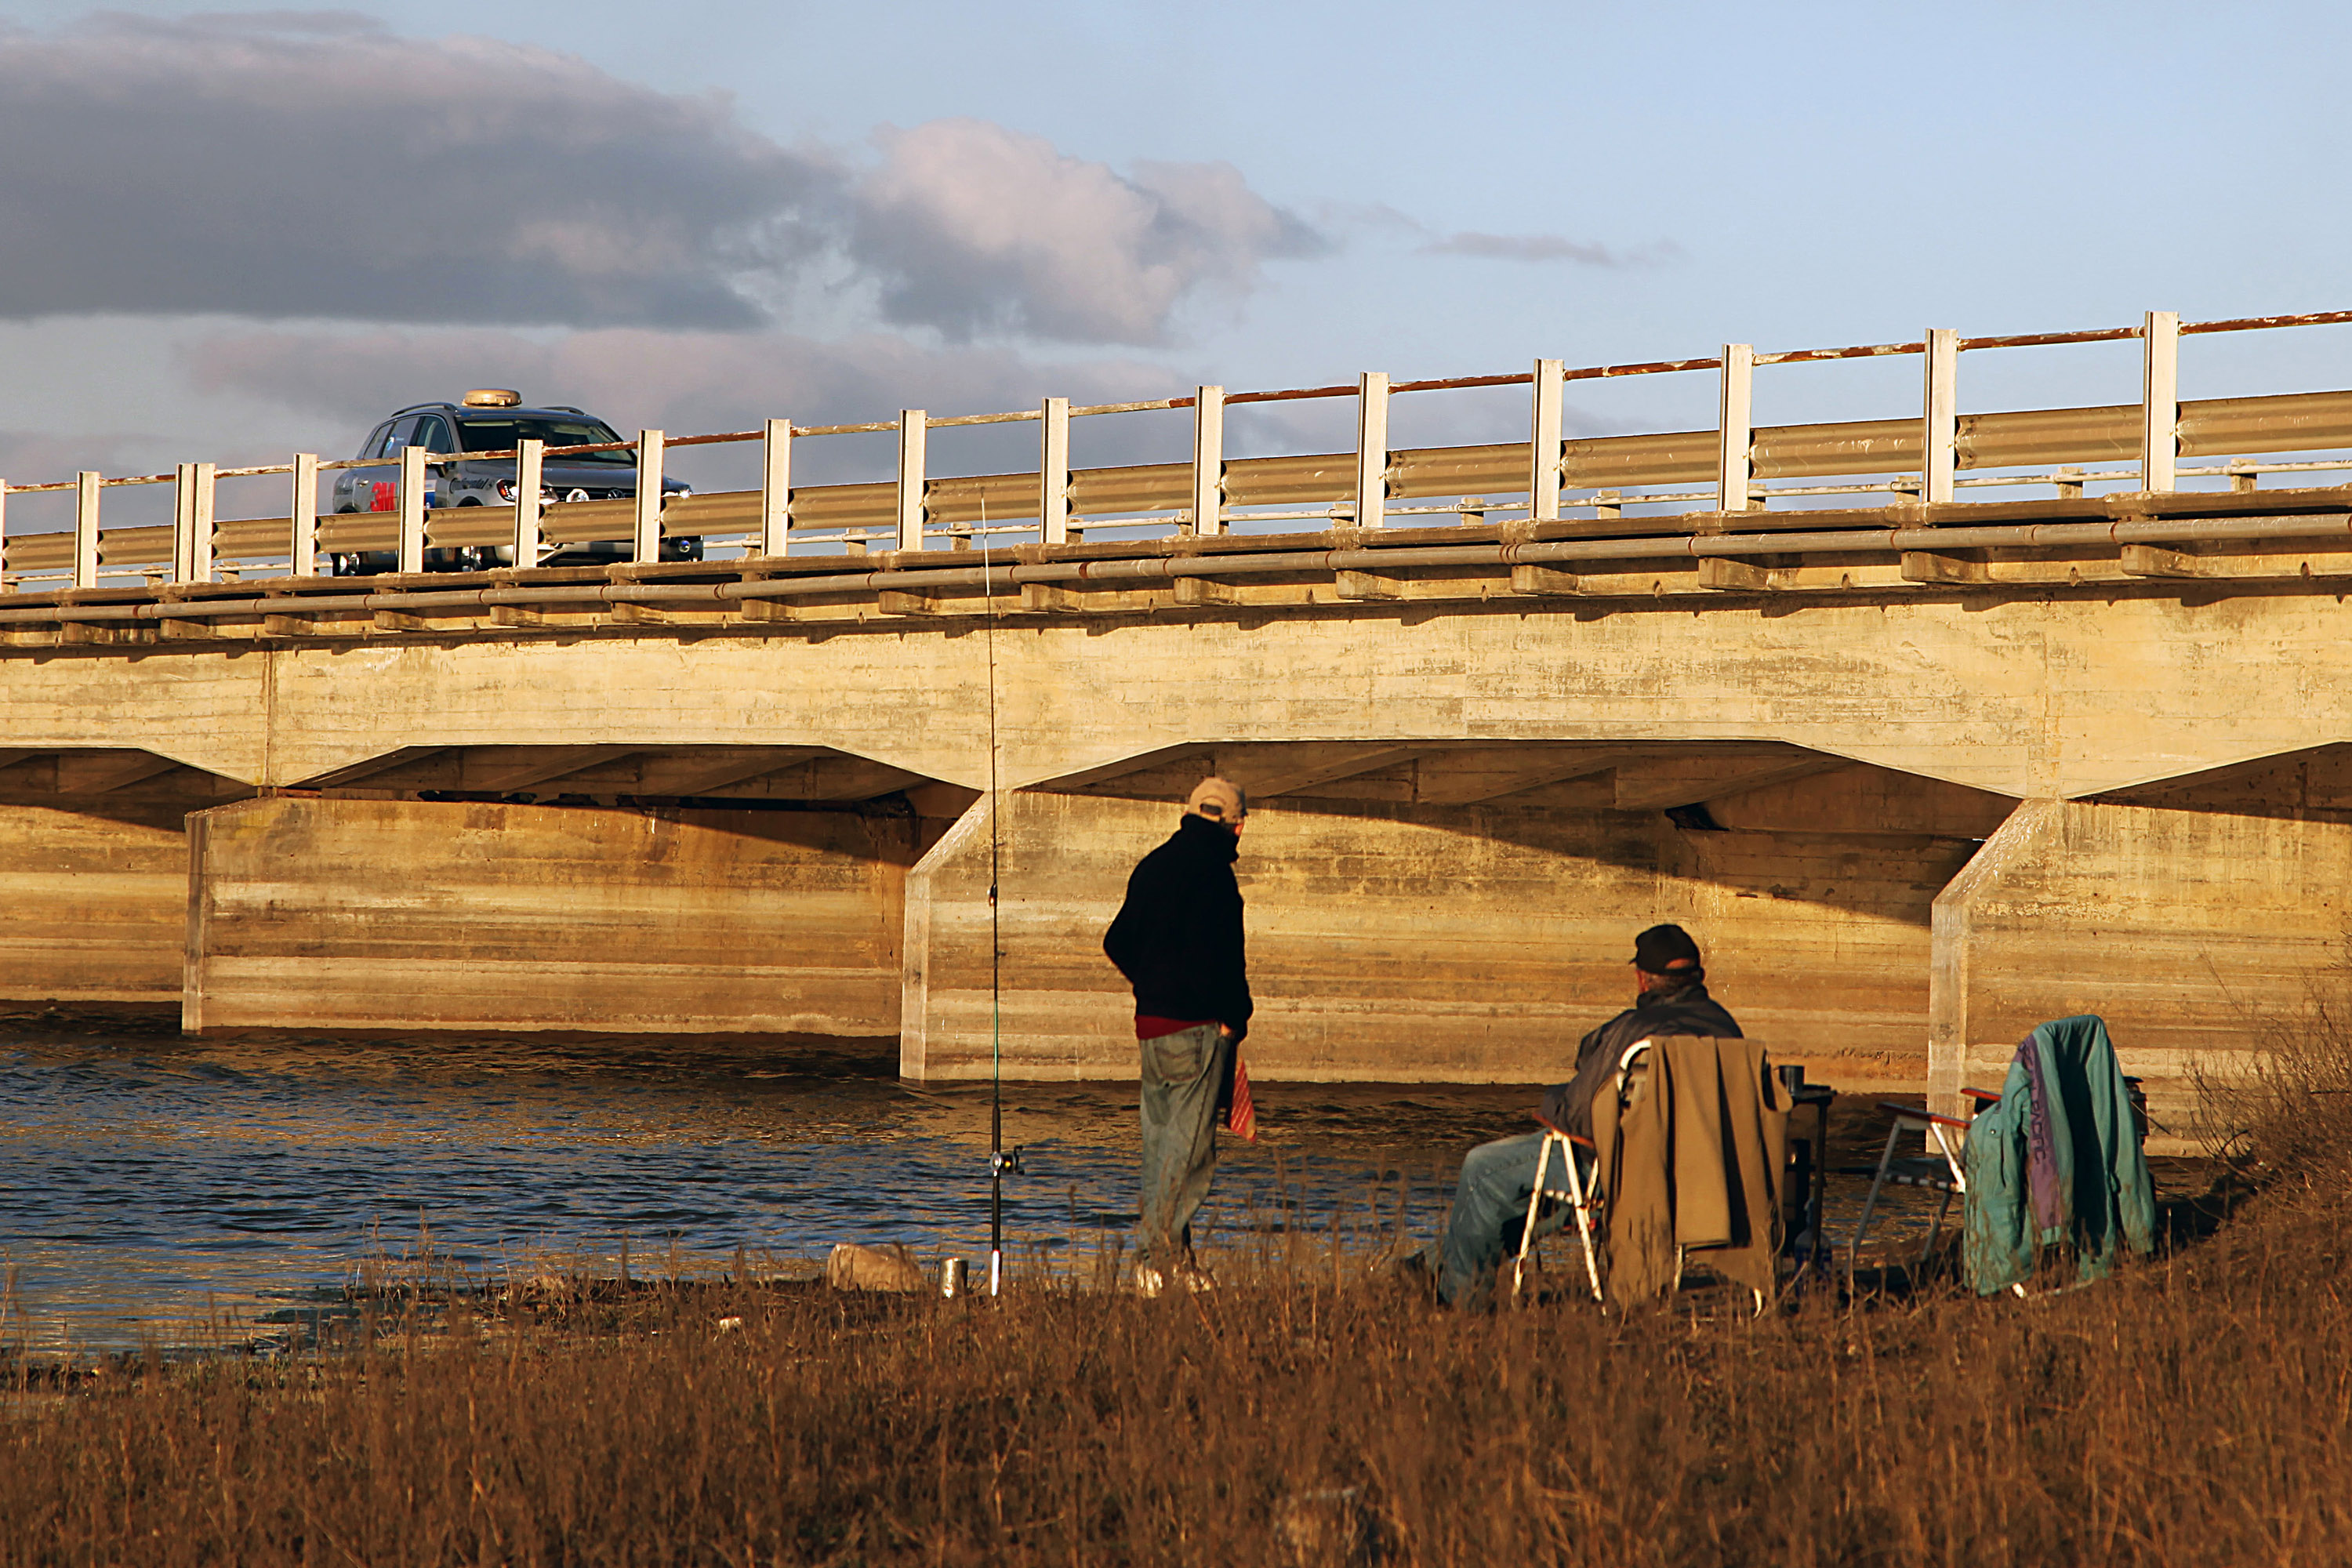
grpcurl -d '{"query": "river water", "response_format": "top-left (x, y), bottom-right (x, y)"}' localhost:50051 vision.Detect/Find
top-left (2, 1011), bottom-right (1954, 1354)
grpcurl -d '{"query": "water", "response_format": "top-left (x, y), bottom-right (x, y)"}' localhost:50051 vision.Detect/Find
top-left (0, 1012), bottom-right (1965, 1353)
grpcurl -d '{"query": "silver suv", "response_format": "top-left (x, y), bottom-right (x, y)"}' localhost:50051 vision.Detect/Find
top-left (327, 394), bottom-right (699, 573)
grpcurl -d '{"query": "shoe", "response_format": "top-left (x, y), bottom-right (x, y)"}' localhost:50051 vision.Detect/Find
top-left (1171, 1264), bottom-right (1216, 1294)
top-left (1388, 1247), bottom-right (1438, 1296)
top-left (1133, 1266), bottom-right (1166, 1298)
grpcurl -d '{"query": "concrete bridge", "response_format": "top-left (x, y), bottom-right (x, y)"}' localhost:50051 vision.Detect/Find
top-left (6, 309), bottom-right (2352, 1148)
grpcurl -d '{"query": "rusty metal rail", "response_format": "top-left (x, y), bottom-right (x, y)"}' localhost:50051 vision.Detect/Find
top-left (9, 306), bottom-right (2352, 600)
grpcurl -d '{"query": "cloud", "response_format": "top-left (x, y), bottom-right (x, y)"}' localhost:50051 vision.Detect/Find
top-left (0, 12), bottom-right (824, 328)
top-left (1419, 231), bottom-right (1684, 267)
top-left (848, 119), bottom-right (1327, 345)
top-left (0, 16), bottom-right (1320, 347)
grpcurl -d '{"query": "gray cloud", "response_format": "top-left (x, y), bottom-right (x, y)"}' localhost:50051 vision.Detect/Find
top-left (1420, 230), bottom-right (1684, 267)
top-left (0, 12), bottom-right (822, 328)
top-left (0, 14), bottom-right (1321, 347)
top-left (849, 120), bottom-right (1327, 345)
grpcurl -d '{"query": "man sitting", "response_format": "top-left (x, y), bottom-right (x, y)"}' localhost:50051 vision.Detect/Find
top-left (1413, 924), bottom-right (1742, 1308)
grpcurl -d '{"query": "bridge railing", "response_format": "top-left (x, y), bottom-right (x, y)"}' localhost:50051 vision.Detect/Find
top-left (6, 308), bottom-right (2352, 592)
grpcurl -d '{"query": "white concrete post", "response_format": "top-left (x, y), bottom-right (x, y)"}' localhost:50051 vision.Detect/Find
top-left (187, 461), bottom-right (216, 585)
top-left (633, 429), bottom-right (666, 564)
top-left (1528, 358), bottom-right (1564, 523)
top-left (1717, 344), bottom-right (1755, 512)
top-left (897, 410), bottom-right (927, 553)
top-left (1192, 385), bottom-right (1225, 535)
top-left (397, 444), bottom-right (426, 575)
top-left (1356, 372), bottom-right (1390, 528)
top-left (1922, 328), bottom-right (1958, 506)
top-left (172, 463), bottom-right (194, 583)
top-left (759, 419), bottom-right (790, 557)
top-left (514, 438), bottom-right (543, 568)
top-left (74, 470), bottom-right (100, 590)
top-left (290, 453), bottom-right (319, 577)
top-left (1039, 397), bottom-right (1070, 544)
top-left (2142, 310), bottom-right (2180, 493)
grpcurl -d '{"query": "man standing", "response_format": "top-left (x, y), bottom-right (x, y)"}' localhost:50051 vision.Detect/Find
top-left (1417, 924), bottom-right (1740, 1308)
top-left (1103, 777), bottom-right (1253, 1294)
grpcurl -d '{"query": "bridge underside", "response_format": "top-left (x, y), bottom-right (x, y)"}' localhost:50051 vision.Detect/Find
top-left (0, 736), bottom-right (2336, 1151)
top-left (0, 581), bottom-right (2347, 1149)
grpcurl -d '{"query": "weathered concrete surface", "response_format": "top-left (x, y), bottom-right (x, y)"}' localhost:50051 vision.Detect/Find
top-left (904, 787), bottom-right (1991, 1091)
top-left (1930, 790), bottom-right (2352, 1151)
top-left (185, 796), bottom-right (914, 1036)
top-left (2, 579), bottom-right (2347, 1096)
top-left (0, 802), bottom-right (187, 1004)
top-left (0, 589), bottom-right (2350, 800)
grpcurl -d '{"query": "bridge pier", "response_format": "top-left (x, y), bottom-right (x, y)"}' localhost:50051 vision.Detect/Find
top-left (902, 773), bottom-right (2005, 1091)
top-left (182, 795), bottom-right (919, 1041)
top-left (0, 800), bottom-right (189, 1007)
top-left (1931, 764), bottom-right (2352, 1151)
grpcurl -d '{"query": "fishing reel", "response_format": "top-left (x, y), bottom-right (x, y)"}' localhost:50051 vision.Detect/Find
top-left (991, 1146), bottom-right (1026, 1178)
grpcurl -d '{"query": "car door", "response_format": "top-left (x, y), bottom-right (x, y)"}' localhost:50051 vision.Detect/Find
top-left (334, 420), bottom-right (391, 511)
top-left (356, 416), bottom-right (417, 512)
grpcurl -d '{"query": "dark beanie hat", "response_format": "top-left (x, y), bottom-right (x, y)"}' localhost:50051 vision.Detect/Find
top-left (1631, 923), bottom-right (1702, 974)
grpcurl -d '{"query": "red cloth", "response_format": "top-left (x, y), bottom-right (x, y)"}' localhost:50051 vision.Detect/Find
top-left (1225, 1050), bottom-right (1257, 1142)
top-left (1135, 1014), bottom-right (1214, 1040)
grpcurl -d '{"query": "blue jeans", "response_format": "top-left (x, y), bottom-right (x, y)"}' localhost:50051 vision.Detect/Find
top-left (1138, 1024), bottom-right (1226, 1266)
top-left (1433, 1132), bottom-right (1566, 1308)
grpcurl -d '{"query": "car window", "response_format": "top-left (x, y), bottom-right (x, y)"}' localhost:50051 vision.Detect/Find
top-left (374, 416), bottom-right (419, 458)
top-left (456, 417), bottom-right (633, 463)
top-left (414, 415), bottom-right (456, 454)
top-left (357, 422), bottom-right (392, 459)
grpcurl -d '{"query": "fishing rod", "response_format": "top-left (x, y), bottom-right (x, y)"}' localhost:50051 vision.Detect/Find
top-left (979, 506), bottom-right (1014, 1297)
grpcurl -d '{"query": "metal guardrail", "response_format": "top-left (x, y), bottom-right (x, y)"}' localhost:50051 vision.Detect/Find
top-left (7, 307), bottom-right (2352, 593)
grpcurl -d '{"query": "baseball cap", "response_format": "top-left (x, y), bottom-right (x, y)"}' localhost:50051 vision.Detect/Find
top-left (1631, 923), bottom-right (1701, 973)
top-left (1185, 776), bottom-right (1248, 822)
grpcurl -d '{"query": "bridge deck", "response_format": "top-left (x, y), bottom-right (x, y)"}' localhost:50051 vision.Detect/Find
top-left (3, 480), bottom-right (2351, 649)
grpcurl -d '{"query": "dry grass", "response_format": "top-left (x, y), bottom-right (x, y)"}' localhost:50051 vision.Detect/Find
top-left (2196, 974), bottom-right (2352, 1189)
top-left (0, 1181), bottom-right (2347, 1568)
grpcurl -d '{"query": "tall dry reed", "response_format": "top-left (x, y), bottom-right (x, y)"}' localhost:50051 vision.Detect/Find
top-left (2195, 949), bottom-right (2352, 1184)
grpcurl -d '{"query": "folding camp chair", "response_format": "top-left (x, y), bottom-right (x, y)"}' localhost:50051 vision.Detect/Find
top-left (1508, 1116), bottom-right (1603, 1303)
top-left (1847, 1086), bottom-right (2001, 1287)
top-left (1514, 1037), bottom-right (1795, 1308)
top-left (1511, 1036), bottom-right (1672, 1302)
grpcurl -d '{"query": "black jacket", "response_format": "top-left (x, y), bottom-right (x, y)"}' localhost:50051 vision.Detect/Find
top-left (1103, 815), bottom-right (1253, 1040)
top-left (1540, 983), bottom-right (1741, 1138)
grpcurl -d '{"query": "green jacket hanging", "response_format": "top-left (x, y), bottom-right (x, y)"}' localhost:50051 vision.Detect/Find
top-left (1962, 1014), bottom-right (2156, 1295)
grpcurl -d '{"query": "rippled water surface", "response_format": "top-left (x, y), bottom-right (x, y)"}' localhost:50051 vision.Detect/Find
top-left (4, 1012), bottom-right (1972, 1352)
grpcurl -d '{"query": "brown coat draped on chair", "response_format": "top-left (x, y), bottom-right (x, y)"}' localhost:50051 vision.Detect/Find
top-left (1591, 1036), bottom-right (1788, 1304)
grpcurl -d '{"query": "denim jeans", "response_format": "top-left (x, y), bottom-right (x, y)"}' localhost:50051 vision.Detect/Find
top-left (1138, 1024), bottom-right (1226, 1266)
top-left (1433, 1131), bottom-right (1567, 1308)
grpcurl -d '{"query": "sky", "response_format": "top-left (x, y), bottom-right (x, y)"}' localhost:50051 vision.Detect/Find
top-left (2, 0), bottom-right (2349, 516)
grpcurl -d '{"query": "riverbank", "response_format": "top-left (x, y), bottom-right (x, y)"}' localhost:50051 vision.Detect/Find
top-left (1, 1162), bottom-right (2343, 1566)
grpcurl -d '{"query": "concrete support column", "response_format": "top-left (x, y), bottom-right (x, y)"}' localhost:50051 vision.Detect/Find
top-left (1929, 797), bottom-right (2352, 1149)
top-left (0, 803), bottom-right (189, 1006)
top-left (185, 796), bottom-right (915, 1039)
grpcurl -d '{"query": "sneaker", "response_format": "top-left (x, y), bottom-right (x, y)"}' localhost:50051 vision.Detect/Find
top-left (1133, 1266), bottom-right (1166, 1298)
top-left (1171, 1264), bottom-right (1216, 1294)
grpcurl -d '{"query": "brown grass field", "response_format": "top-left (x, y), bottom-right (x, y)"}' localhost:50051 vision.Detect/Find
top-left (2, 1049), bottom-right (2347, 1566)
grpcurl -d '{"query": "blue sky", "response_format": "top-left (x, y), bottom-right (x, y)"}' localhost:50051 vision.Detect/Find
top-left (0, 0), bottom-right (2345, 504)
